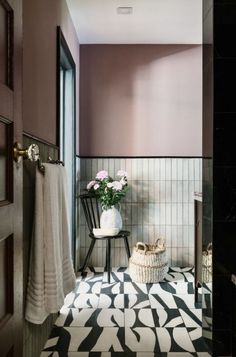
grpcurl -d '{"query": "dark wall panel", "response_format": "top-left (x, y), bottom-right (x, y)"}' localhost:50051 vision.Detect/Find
top-left (206, 1), bottom-right (236, 355)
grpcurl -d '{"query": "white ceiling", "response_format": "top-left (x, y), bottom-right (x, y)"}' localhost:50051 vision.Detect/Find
top-left (66, 0), bottom-right (202, 44)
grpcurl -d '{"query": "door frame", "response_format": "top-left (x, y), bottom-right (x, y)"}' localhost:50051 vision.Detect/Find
top-left (56, 26), bottom-right (77, 267)
top-left (0, 0), bottom-right (23, 356)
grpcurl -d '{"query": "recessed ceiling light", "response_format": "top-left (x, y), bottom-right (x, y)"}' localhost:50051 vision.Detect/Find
top-left (117, 7), bottom-right (133, 15)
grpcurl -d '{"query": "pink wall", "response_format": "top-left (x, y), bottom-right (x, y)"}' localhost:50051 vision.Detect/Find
top-left (80, 45), bottom-right (202, 157)
top-left (203, 44), bottom-right (213, 157)
top-left (23, 0), bottom-right (79, 151)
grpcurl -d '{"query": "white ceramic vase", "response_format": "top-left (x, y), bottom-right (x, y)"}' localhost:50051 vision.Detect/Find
top-left (100, 206), bottom-right (122, 230)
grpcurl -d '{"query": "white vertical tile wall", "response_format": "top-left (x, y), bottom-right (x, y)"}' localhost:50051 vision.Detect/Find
top-left (76, 158), bottom-right (202, 267)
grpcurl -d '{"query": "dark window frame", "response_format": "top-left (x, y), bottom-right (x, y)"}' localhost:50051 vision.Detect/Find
top-left (57, 26), bottom-right (76, 267)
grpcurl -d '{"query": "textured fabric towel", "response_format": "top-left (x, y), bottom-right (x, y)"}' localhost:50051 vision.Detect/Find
top-left (25, 164), bottom-right (76, 324)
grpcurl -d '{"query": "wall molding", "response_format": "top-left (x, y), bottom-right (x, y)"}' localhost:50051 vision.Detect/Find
top-left (77, 155), bottom-right (203, 159)
top-left (23, 131), bottom-right (59, 149)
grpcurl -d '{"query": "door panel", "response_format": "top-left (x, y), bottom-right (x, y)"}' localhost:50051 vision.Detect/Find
top-left (0, 0), bottom-right (13, 89)
top-left (0, 119), bottom-right (13, 204)
top-left (0, 88), bottom-right (13, 120)
top-left (0, 0), bottom-right (23, 356)
top-left (0, 235), bottom-right (13, 320)
top-left (0, 121), bottom-right (8, 201)
top-left (0, 4), bottom-right (7, 84)
top-left (0, 0), bottom-right (14, 120)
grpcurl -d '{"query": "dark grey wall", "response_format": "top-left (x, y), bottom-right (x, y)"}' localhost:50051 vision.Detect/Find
top-left (203, 1), bottom-right (236, 355)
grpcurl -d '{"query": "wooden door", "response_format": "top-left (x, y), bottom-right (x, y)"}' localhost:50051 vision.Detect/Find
top-left (0, 0), bottom-right (23, 356)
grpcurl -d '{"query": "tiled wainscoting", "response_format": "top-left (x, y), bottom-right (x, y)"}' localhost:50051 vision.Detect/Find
top-left (76, 158), bottom-right (202, 268)
top-left (23, 135), bottom-right (59, 357)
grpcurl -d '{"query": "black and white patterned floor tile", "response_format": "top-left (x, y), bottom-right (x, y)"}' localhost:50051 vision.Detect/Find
top-left (146, 282), bottom-right (172, 294)
top-left (55, 307), bottom-right (125, 328)
top-left (188, 328), bottom-right (209, 352)
top-left (112, 267), bottom-right (128, 273)
top-left (96, 309), bottom-right (124, 327)
top-left (73, 294), bottom-right (100, 309)
top-left (80, 272), bottom-right (104, 283)
top-left (148, 293), bottom-right (201, 311)
top-left (124, 282), bottom-right (148, 294)
top-left (164, 267), bottom-right (194, 283)
top-left (147, 282), bottom-right (195, 296)
top-left (168, 267), bottom-right (194, 273)
top-left (148, 292), bottom-right (199, 311)
top-left (101, 281), bottom-right (124, 294)
top-left (179, 309), bottom-right (202, 328)
top-left (125, 309), bottom-right (155, 327)
top-left (155, 327), bottom-right (195, 352)
top-left (55, 307), bottom-right (97, 327)
top-left (164, 272), bottom-right (186, 283)
top-left (103, 272), bottom-right (124, 283)
top-left (124, 272), bottom-right (132, 282)
top-left (201, 283), bottom-right (212, 294)
top-left (124, 294), bottom-right (151, 309)
top-left (64, 291), bottom-right (77, 307)
top-left (76, 281), bottom-right (102, 294)
top-left (42, 267), bottom-right (210, 356)
top-left (125, 327), bottom-right (158, 351)
top-left (167, 282), bottom-right (195, 295)
top-left (173, 295), bottom-right (201, 310)
top-left (149, 293), bottom-right (178, 309)
top-left (41, 352), bottom-right (211, 357)
top-left (152, 309), bottom-right (185, 328)
top-left (44, 326), bottom-right (126, 352)
top-left (98, 294), bottom-right (124, 309)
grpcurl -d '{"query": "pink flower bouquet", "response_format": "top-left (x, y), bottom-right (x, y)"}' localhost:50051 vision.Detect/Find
top-left (86, 170), bottom-right (129, 210)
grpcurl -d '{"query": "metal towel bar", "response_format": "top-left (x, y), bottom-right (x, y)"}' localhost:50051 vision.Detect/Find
top-left (38, 156), bottom-right (64, 174)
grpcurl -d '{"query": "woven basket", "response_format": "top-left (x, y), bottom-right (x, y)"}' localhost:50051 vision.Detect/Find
top-left (202, 243), bottom-right (212, 283)
top-left (129, 239), bottom-right (168, 283)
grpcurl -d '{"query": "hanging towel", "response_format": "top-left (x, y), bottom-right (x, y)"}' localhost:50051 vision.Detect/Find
top-left (25, 163), bottom-right (76, 324)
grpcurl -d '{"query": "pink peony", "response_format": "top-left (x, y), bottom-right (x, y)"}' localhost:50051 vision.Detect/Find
top-left (107, 182), bottom-right (113, 188)
top-left (117, 170), bottom-right (128, 177)
top-left (87, 180), bottom-right (96, 190)
top-left (96, 170), bottom-right (108, 180)
top-left (94, 183), bottom-right (100, 190)
top-left (111, 181), bottom-right (123, 191)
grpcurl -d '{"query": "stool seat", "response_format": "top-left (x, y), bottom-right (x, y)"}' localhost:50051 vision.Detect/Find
top-left (89, 230), bottom-right (130, 240)
top-left (79, 193), bottom-right (131, 283)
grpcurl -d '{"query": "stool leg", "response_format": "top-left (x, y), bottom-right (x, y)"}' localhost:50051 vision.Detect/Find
top-left (78, 238), bottom-right (96, 273)
top-left (106, 239), bottom-right (111, 283)
top-left (105, 241), bottom-right (108, 272)
top-left (124, 236), bottom-right (131, 259)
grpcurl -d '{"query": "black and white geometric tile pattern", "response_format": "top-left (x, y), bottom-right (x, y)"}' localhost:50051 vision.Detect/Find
top-left (41, 267), bottom-right (211, 356)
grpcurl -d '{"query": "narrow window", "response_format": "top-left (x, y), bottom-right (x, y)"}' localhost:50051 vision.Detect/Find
top-left (57, 27), bottom-right (76, 264)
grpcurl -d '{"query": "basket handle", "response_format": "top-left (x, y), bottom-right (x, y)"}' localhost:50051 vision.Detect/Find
top-left (206, 242), bottom-right (212, 252)
top-left (155, 238), bottom-right (165, 249)
top-left (135, 242), bottom-right (148, 253)
top-left (203, 242), bottom-right (212, 255)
